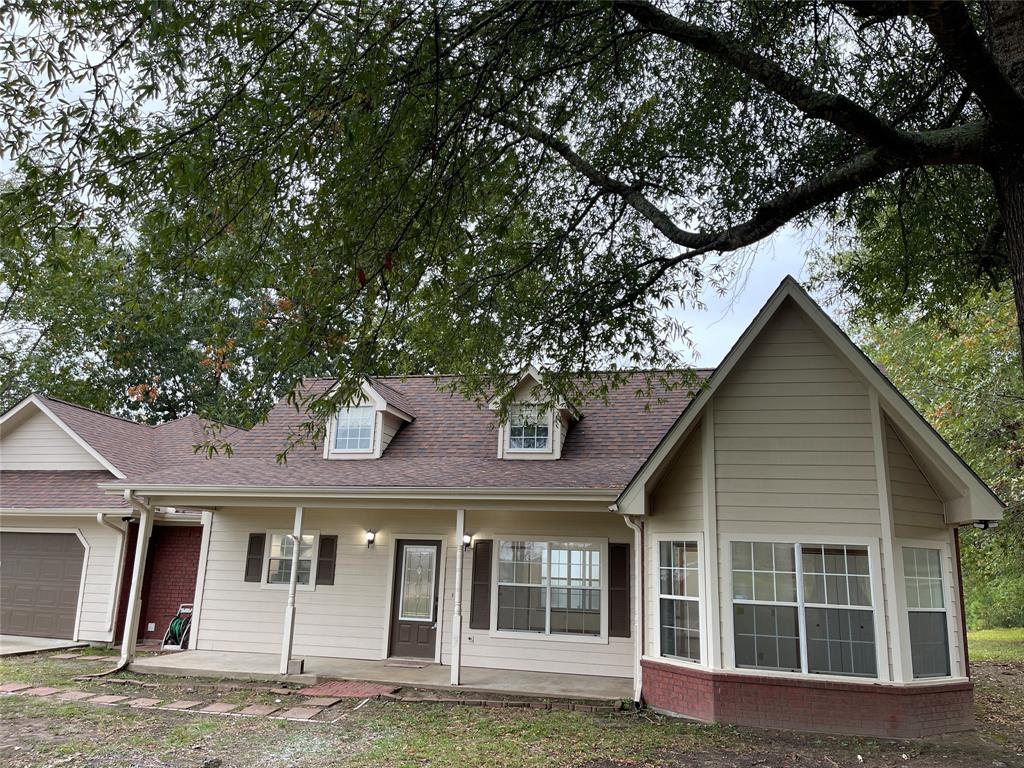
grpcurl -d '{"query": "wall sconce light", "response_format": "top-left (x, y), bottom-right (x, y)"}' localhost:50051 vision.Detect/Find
top-left (365, 530), bottom-right (376, 548)
top-left (462, 533), bottom-right (473, 550)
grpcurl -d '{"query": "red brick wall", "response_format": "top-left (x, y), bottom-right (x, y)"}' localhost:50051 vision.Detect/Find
top-left (641, 658), bottom-right (974, 738)
top-left (138, 525), bottom-right (202, 641)
top-left (115, 523), bottom-right (201, 643)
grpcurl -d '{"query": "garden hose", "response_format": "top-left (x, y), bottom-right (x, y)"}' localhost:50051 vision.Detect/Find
top-left (167, 615), bottom-right (186, 645)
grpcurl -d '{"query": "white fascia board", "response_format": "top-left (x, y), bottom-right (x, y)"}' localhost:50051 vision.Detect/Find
top-left (0, 395), bottom-right (126, 479)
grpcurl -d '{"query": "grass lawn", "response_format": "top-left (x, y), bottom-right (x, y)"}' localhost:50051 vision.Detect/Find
top-left (969, 627), bottom-right (1024, 662)
top-left (2, 646), bottom-right (1023, 768)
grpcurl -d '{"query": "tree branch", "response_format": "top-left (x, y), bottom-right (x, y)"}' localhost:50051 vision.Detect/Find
top-left (843, 1), bottom-right (1024, 124)
top-left (613, 0), bottom-right (944, 155)
top-left (495, 113), bottom-right (990, 258)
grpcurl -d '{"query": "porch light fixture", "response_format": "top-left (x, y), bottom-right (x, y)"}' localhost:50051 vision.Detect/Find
top-left (462, 533), bottom-right (473, 550)
top-left (365, 530), bottom-right (376, 548)
top-left (973, 520), bottom-right (998, 530)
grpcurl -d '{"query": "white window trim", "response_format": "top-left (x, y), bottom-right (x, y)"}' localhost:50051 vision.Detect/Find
top-left (259, 529), bottom-right (320, 591)
top-left (397, 543), bottom-right (438, 622)
top-left (488, 535), bottom-right (609, 644)
top-left (896, 537), bottom-right (960, 681)
top-left (720, 532), bottom-right (889, 684)
top-left (327, 405), bottom-right (377, 456)
top-left (652, 533), bottom-right (708, 668)
top-left (504, 404), bottom-right (554, 455)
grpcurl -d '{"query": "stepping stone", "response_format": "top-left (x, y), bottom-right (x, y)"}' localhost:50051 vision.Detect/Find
top-left (90, 695), bottom-right (129, 705)
top-left (23, 687), bottom-right (60, 697)
top-left (164, 700), bottom-right (203, 710)
top-left (238, 704), bottom-right (279, 716)
top-left (0, 682), bottom-right (33, 693)
top-left (200, 702), bottom-right (238, 714)
top-left (52, 653), bottom-right (83, 660)
top-left (127, 697), bottom-right (162, 708)
top-left (275, 706), bottom-right (322, 720)
top-left (270, 687), bottom-right (294, 695)
top-left (56, 691), bottom-right (96, 701)
top-left (302, 697), bottom-right (341, 707)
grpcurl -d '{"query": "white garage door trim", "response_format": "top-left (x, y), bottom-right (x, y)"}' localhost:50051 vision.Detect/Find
top-left (0, 527), bottom-right (90, 641)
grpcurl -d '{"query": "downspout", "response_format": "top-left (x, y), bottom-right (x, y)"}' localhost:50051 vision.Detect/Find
top-left (620, 510), bottom-right (644, 706)
top-left (96, 512), bottom-right (126, 635)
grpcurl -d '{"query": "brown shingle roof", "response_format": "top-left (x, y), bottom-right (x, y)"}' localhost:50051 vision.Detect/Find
top-left (116, 372), bottom-right (711, 491)
top-left (0, 470), bottom-right (126, 509)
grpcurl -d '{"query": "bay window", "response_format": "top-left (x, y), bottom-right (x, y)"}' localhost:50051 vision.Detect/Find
top-left (496, 540), bottom-right (601, 636)
top-left (731, 540), bottom-right (878, 678)
top-left (903, 547), bottom-right (951, 678)
top-left (658, 540), bottom-right (701, 662)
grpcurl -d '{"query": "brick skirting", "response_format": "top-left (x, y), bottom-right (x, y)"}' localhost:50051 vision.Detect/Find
top-left (641, 657), bottom-right (974, 738)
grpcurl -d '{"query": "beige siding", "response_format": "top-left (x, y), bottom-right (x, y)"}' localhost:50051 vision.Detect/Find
top-left (886, 419), bottom-right (946, 539)
top-left (709, 301), bottom-right (890, 672)
top-left (0, 514), bottom-right (124, 642)
top-left (195, 507), bottom-right (634, 678)
top-left (713, 302), bottom-right (880, 529)
top-left (645, 426), bottom-right (704, 657)
top-left (0, 408), bottom-right (105, 471)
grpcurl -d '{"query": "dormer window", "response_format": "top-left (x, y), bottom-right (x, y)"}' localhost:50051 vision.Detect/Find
top-left (333, 406), bottom-right (375, 452)
top-left (508, 405), bottom-right (550, 452)
top-left (322, 379), bottom-right (414, 460)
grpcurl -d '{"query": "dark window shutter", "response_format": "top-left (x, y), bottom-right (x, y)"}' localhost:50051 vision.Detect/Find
top-left (316, 535), bottom-right (338, 586)
top-left (244, 533), bottom-right (266, 583)
top-left (608, 542), bottom-right (631, 638)
top-left (469, 539), bottom-right (493, 630)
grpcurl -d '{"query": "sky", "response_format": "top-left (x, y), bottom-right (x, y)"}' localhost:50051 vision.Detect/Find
top-left (665, 225), bottom-right (839, 367)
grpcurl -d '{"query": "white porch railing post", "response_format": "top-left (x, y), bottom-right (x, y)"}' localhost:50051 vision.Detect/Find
top-left (450, 508), bottom-right (466, 685)
top-left (279, 505), bottom-right (304, 675)
top-left (119, 497), bottom-right (153, 667)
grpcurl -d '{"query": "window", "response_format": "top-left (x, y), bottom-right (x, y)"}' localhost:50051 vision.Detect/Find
top-left (903, 547), bottom-right (951, 678)
top-left (659, 541), bottom-right (701, 662)
top-left (801, 545), bottom-right (876, 677)
top-left (333, 405), bottom-right (374, 451)
top-left (496, 540), bottom-right (601, 636)
top-left (508, 405), bottom-right (549, 451)
top-left (267, 533), bottom-right (315, 585)
top-left (731, 541), bottom-right (877, 678)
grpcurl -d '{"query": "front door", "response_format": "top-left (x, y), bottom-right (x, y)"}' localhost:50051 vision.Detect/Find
top-left (389, 539), bottom-right (441, 658)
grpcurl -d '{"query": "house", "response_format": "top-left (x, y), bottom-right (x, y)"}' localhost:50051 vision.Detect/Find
top-left (0, 397), bottom-right (218, 647)
top-left (0, 277), bottom-right (1003, 737)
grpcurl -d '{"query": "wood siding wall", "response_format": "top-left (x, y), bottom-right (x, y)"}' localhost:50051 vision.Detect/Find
top-left (0, 408), bottom-right (105, 470)
top-left (194, 508), bottom-right (633, 678)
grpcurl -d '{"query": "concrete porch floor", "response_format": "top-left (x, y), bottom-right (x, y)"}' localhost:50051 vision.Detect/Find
top-left (129, 650), bottom-right (633, 701)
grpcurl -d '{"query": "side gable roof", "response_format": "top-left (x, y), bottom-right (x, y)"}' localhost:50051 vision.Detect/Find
top-left (615, 276), bottom-right (1005, 524)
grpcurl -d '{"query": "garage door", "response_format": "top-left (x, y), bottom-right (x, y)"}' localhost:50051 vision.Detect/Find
top-left (0, 532), bottom-right (84, 639)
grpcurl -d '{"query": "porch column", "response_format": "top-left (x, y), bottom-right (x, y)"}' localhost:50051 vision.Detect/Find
top-left (119, 497), bottom-right (154, 667)
top-left (450, 508), bottom-right (466, 685)
top-left (279, 505), bottom-right (304, 675)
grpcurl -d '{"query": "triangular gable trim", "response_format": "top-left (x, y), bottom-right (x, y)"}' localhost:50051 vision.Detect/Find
top-left (0, 395), bottom-right (127, 479)
top-left (615, 276), bottom-right (1004, 521)
top-left (487, 364), bottom-right (582, 420)
top-left (321, 380), bottom-right (414, 422)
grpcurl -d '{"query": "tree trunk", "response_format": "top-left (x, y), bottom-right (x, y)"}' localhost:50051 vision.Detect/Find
top-left (987, 1), bottom-right (1024, 375)
top-left (995, 169), bottom-right (1024, 376)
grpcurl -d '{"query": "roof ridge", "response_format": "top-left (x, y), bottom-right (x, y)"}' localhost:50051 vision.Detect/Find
top-left (310, 367), bottom-right (717, 382)
top-left (39, 394), bottom-right (155, 429)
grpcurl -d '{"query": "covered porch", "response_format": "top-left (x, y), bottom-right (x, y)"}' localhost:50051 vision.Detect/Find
top-left (128, 648), bottom-right (633, 701)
